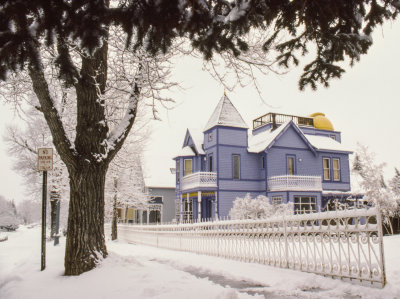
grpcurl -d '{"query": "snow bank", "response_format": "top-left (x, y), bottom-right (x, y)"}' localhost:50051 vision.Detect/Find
top-left (1, 226), bottom-right (400, 298)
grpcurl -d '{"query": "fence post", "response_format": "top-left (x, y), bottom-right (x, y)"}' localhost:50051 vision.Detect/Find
top-left (284, 216), bottom-right (289, 268)
top-left (376, 210), bottom-right (387, 287)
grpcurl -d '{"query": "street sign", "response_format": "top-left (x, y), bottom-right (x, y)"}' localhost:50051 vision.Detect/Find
top-left (37, 147), bottom-right (53, 271)
top-left (37, 148), bottom-right (53, 171)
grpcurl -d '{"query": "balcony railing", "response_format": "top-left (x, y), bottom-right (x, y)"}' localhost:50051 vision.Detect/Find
top-left (267, 175), bottom-right (322, 191)
top-left (181, 172), bottom-right (217, 191)
top-left (253, 112), bottom-right (314, 130)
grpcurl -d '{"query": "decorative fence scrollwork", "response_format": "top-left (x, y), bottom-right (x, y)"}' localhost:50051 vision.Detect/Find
top-left (117, 208), bottom-right (386, 287)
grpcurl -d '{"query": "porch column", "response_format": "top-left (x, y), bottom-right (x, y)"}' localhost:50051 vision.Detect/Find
top-left (186, 193), bottom-right (189, 222)
top-left (147, 209), bottom-right (150, 224)
top-left (215, 192), bottom-right (218, 220)
top-left (180, 195), bottom-right (184, 223)
top-left (198, 191), bottom-right (202, 221)
top-left (139, 210), bottom-right (143, 224)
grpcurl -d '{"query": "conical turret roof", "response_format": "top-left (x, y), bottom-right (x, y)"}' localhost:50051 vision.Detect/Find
top-left (204, 94), bottom-right (248, 132)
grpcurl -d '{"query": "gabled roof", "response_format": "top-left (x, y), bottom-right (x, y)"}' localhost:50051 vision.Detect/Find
top-left (174, 146), bottom-right (196, 158)
top-left (248, 120), bottom-right (352, 154)
top-left (183, 128), bottom-right (205, 155)
top-left (248, 121), bottom-right (316, 155)
top-left (204, 94), bottom-right (248, 132)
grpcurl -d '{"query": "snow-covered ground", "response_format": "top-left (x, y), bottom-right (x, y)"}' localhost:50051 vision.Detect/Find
top-left (1, 226), bottom-right (400, 299)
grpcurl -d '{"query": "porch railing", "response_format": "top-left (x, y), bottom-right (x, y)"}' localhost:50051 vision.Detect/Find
top-left (268, 175), bottom-right (322, 191)
top-left (117, 208), bottom-right (386, 287)
top-left (181, 172), bottom-right (217, 191)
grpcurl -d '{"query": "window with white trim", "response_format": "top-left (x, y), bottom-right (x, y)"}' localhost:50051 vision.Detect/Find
top-left (323, 158), bottom-right (331, 180)
top-left (272, 197), bottom-right (282, 205)
top-left (294, 197), bottom-right (316, 214)
top-left (333, 158), bottom-right (340, 181)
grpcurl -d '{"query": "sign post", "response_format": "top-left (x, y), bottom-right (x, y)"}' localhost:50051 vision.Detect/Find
top-left (37, 148), bottom-right (53, 271)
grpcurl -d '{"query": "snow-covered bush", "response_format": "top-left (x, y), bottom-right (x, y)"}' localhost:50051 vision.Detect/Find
top-left (352, 144), bottom-right (399, 233)
top-left (229, 194), bottom-right (293, 220)
top-left (0, 196), bottom-right (20, 231)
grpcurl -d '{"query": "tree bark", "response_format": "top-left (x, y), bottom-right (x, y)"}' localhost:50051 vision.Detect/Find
top-left (64, 164), bottom-right (108, 275)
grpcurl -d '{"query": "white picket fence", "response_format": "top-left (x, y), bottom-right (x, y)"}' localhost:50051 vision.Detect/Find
top-left (117, 208), bottom-right (386, 287)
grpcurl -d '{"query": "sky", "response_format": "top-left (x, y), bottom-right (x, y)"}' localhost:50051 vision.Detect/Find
top-left (1, 20), bottom-right (400, 202)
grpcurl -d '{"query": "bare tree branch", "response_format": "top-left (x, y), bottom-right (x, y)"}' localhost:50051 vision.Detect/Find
top-left (28, 64), bottom-right (78, 170)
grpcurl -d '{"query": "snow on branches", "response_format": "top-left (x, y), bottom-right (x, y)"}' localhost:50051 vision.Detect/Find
top-left (352, 144), bottom-right (399, 232)
top-left (0, 196), bottom-right (20, 231)
top-left (229, 194), bottom-right (293, 220)
top-left (390, 168), bottom-right (400, 199)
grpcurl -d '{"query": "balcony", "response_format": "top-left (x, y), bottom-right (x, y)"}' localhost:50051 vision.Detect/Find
top-left (253, 112), bottom-right (314, 130)
top-left (267, 175), bottom-right (322, 192)
top-left (181, 172), bottom-right (217, 191)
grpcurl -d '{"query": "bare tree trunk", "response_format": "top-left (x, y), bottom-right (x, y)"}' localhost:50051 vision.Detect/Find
top-left (50, 199), bottom-right (57, 239)
top-left (111, 177), bottom-right (118, 240)
top-left (64, 164), bottom-right (108, 275)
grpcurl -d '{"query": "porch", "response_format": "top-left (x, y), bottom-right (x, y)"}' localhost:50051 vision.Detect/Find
top-left (267, 175), bottom-right (322, 192)
top-left (177, 191), bottom-right (217, 222)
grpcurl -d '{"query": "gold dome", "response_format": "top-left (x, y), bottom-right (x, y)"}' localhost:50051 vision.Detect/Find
top-left (309, 112), bottom-right (334, 131)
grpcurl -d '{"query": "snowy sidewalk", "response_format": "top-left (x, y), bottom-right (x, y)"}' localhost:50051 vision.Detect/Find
top-left (1, 226), bottom-right (400, 299)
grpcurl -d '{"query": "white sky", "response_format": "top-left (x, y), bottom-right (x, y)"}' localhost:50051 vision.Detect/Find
top-left (1, 20), bottom-right (400, 202)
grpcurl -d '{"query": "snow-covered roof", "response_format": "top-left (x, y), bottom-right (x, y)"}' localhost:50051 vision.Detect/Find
top-left (204, 94), bottom-right (248, 132)
top-left (305, 135), bottom-right (353, 153)
top-left (174, 146), bottom-right (196, 158)
top-left (248, 121), bottom-right (291, 153)
top-left (248, 121), bottom-right (352, 154)
top-left (143, 154), bottom-right (176, 189)
top-left (187, 128), bottom-right (205, 155)
top-left (144, 170), bottom-right (176, 189)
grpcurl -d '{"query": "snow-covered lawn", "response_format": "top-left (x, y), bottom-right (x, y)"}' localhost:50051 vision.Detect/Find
top-left (1, 226), bottom-right (400, 299)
